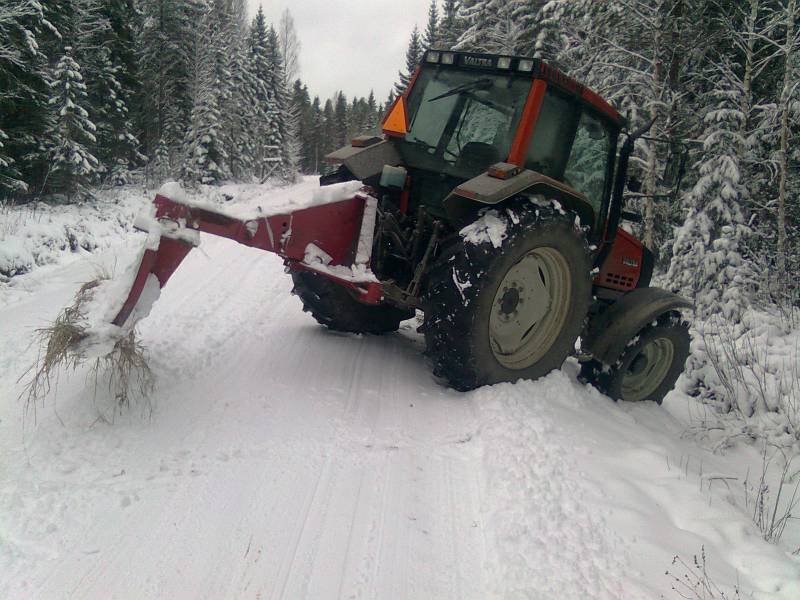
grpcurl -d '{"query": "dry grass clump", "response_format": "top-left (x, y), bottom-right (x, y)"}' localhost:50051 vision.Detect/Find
top-left (20, 277), bottom-right (153, 420)
top-left (91, 329), bottom-right (154, 413)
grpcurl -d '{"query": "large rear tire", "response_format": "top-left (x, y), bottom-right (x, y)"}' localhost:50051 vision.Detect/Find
top-left (291, 270), bottom-right (413, 334)
top-left (422, 204), bottom-right (592, 391)
top-left (580, 313), bottom-right (690, 404)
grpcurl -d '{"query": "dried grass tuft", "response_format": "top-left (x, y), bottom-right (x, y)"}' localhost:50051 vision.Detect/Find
top-left (91, 330), bottom-right (154, 414)
top-left (20, 277), bottom-right (154, 420)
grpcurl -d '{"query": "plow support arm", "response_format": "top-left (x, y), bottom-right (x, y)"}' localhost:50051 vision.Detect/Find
top-left (112, 189), bottom-right (382, 328)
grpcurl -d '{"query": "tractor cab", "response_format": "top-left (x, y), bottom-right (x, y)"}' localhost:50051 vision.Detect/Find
top-left (327, 51), bottom-right (623, 241)
top-left (383, 51), bottom-right (623, 232)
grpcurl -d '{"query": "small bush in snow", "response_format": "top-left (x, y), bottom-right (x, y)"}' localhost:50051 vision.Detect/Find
top-left (744, 445), bottom-right (799, 548)
top-left (665, 547), bottom-right (750, 599)
top-left (681, 311), bottom-right (800, 449)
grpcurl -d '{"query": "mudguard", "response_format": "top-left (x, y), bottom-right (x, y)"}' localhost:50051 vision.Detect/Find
top-left (325, 140), bottom-right (402, 181)
top-left (584, 287), bottom-right (692, 366)
top-left (443, 167), bottom-right (596, 228)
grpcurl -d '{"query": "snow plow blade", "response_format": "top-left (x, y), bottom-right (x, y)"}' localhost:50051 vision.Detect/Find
top-left (113, 182), bottom-right (384, 331)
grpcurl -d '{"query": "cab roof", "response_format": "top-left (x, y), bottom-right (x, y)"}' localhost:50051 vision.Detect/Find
top-left (419, 50), bottom-right (623, 128)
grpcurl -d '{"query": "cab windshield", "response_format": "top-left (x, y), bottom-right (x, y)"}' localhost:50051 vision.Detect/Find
top-left (400, 68), bottom-right (531, 178)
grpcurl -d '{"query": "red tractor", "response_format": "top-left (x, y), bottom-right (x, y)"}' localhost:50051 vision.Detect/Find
top-left (110, 50), bottom-right (691, 403)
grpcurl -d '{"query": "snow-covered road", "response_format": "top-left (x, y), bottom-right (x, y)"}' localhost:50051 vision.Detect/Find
top-left (1, 180), bottom-right (798, 599)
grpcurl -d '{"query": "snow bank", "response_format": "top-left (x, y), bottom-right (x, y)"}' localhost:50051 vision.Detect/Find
top-left (474, 372), bottom-right (800, 598)
top-left (0, 188), bottom-right (149, 279)
top-left (678, 308), bottom-right (800, 450)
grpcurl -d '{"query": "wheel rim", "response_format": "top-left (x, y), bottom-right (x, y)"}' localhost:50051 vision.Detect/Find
top-left (488, 247), bottom-right (572, 370)
top-left (620, 337), bottom-right (675, 401)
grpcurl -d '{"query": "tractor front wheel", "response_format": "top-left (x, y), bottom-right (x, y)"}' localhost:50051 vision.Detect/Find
top-left (291, 270), bottom-right (413, 334)
top-left (423, 204), bottom-right (591, 391)
top-left (580, 314), bottom-right (690, 404)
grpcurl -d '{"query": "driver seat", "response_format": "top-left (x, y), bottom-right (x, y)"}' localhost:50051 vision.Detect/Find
top-left (454, 142), bottom-right (500, 174)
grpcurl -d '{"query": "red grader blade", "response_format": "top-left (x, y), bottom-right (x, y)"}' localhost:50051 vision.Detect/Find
top-left (113, 183), bottom-right (383, 331)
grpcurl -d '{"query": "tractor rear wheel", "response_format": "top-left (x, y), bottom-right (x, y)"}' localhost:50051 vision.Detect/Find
top-left (580, 314), bottom-right (690, 404)
top-left (291, 270), bottom-right (413, 334)
top-left (422, 204), bottom-right (591, 391)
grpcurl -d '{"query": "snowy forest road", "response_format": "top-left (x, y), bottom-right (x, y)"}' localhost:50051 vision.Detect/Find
top-left (1, 181), bottom-right (798, 599)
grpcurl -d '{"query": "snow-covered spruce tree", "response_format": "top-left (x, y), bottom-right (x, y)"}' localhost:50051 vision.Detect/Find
top-left (139, 0), bottom-right (205, 178)
top-left (366, 89), bottom-right (380, 133)
top-left (507, 0), bottom-right (548, 57)
top-left (438, 0), bottom-right (462, 50)
top-left (394, 26), bottom-right (423, 97)
top-left (291, 80), bottom-right (315, 173)
top-left (248, 5), bottom-right (276, 181)
top-left (667, 63), bottom-right (753, 322)
top-left (265, 24), bottom-right (298, 181)
top-left (181, 1), bottom-right (231, 185)
top-left (79, 0), bottom-right (145, 185)
top-left (0, 1), bottom-right (42, 194)
top-left (321, 98), bottom-right (336, 163)
top-left (0, 0), bottom-right (57, 196)
top-left (333, 92), bottom-right (349, 149)
top-left (0, 128), bottom-right (26, 196)
top-left (221, 0), bottom-right (258, 180)
top-left (423, 0), bottom-right (439, 49)
top-left (452, 0), bottom-right (563, 59)
top-left (44, 47), bottom-right (100, 199)
top-left (706, 0), bottom-right (787, 302)
top-left (768, 0), bottom-right (799, 291)
top-left (454, 0), bottom-right (496, 52)
top-left (310, 96), bottom-right (324, 173)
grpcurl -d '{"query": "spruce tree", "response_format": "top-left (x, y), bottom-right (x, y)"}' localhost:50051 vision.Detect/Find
top-left (509, 0), bottom-right (548, 57)
top-left (667, 63), bottom-right (752, 320)
top-left (366, 90), bottom-right (379, 133)
top-left (82, 0), bottom-right (144, 184)
top-left (265, 24), bottom-right (298, 181)
top-left (182, 0), bottom-right (232, 185)
top-left (454, 0), bottom-right (494, 52)
top-left (249, 5), bottom-right (276, 180)
top-left (291, 80), bottom-right (314, 173)
top-left (423, 0), bottom-right (439, 49)
top-left (438, 0), bottom-right (462, 50)
top-left (310, 96), bottom-right (324, 173)
top-left (394, 26), bottom-right (423, 97)
top-left (44, 47), bottom-right (100, 198)
top-left (333, 92), bottom-right (349, 148)
top-left (139, 0), bottom-right (204, 174)
top-left (0, 0), bottom-right (53, 195)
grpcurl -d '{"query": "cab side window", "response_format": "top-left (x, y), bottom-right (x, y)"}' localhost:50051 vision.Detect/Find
top-left (563, 111), bottom-right (612, 215)
top-left (525, 89), bottom-right (579, 179)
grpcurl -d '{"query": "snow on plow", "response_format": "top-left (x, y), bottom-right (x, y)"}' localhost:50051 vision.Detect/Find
top-left (22, 181), bottom-right (382, 411)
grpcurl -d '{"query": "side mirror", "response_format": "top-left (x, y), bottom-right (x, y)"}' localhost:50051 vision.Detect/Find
top-left (627, 176), bottom-right (642, 194)
top-left (662, 146), bottom-right (687, 188)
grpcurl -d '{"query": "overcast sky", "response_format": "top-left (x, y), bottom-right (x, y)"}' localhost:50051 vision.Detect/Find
top-left (247, 0), bottom-right (432, 102)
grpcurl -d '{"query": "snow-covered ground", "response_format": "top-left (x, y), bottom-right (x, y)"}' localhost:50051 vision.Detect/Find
top-left (1, 178), bottom-right (798, 599)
